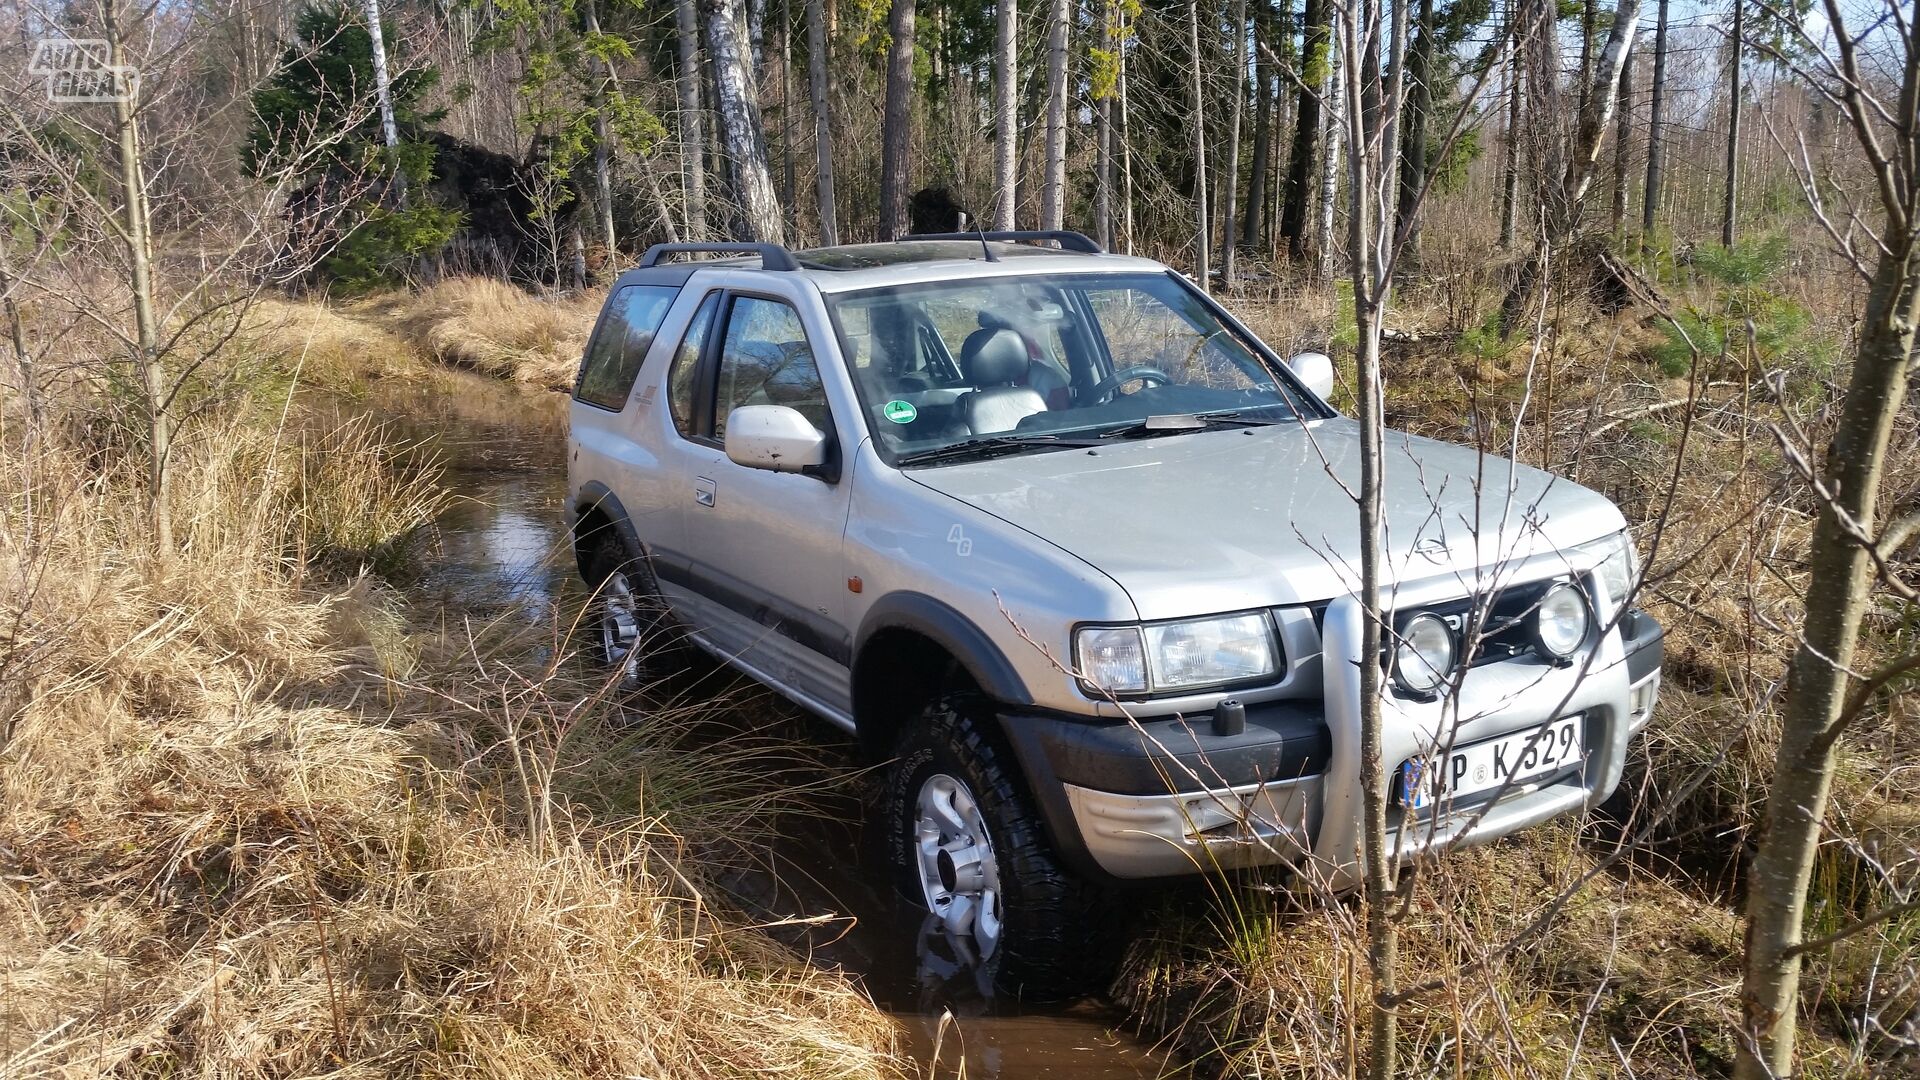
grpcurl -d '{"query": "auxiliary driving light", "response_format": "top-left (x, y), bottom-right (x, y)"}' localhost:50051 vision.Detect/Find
top-left (1532, 582), bottom-right (1591, 661)
top-left (1393, 612), bottom-right (1457, 695)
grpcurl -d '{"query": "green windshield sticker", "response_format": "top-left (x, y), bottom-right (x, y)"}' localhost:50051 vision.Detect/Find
top-left (883, 399), bottom-right (918, 424)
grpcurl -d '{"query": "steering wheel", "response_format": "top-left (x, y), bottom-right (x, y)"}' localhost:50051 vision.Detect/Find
top-left (1087, 365), bottom-right (1174, 404)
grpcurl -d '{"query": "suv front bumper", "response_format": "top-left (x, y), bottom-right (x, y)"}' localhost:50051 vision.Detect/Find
top-left (998, 603), bottom-right (1664, 884)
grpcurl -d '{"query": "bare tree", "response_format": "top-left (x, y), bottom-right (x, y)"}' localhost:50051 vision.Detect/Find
top-left (806, 0), bottom-right (836, 244)
top-left (1282, 0), bottom-right (1329, 259)
top-left (703, 0), bottom-right (784, 243)
top-left (582, 0), bottom-right (621, 259)
top-left (877, 0), bottom-right (914, 239)
top-left (994, 0), bottom-right (1018, 230)
top-left (1721, 0), bottom-right (1743, 248)
top-left (1243, 9), bottom-right (1271, 251)
top-left (1220, 0), bottom-right (1246, 281)
top-left (1041, 0), bottom-right (1069, 231)
top-left (1394, 0), bottom-right (1436, 271)
top-left (676, 0), bottom-right (709, 239)
top-left (1640, 0), bottom-right (1668, 250)
top-left (1329, 0), bottom-right (1413, 1062)
top-left (1499, 1), bottom-right (1521, 250)
top-left (3, 2), bottom-right (370, 552)
top-left (1095, 0), bottom-right (1118, 247)
top-left (107, 2), bottom-right (169, 549)
top-left (1610, 39), bottom-right (1633, 235)
top-left (1734, 6), bottom-right (1919, 1074)
top-left (1187, 0), bottom-right (1209, 288)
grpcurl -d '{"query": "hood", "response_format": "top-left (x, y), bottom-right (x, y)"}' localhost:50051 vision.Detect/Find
top-left (907, 418), bottom-right (1626, 621)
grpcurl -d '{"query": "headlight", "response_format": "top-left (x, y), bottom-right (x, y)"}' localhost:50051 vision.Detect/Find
top-left (1076, 612), bottom-right (1279, 695)
top-left (1077, 625), bottom-right (1148, 693)
top-left (1393, 612), bottom-right (1457, 695)
top-left (1579, 534), bottom-right (1639, 608)
top-left (1532, 582), bottom-right (1591, 659)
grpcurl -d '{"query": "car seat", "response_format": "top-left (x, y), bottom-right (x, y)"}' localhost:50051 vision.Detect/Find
top-left (958, 328), bottom-right (1048, 434)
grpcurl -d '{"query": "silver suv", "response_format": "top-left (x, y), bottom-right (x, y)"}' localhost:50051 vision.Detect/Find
top-left (566, 233), bottom-right (1664, 993)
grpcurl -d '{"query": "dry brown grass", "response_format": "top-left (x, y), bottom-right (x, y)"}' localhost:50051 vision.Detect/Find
top-left (376, 277), bottom-right (604, 391)
top-left (1120, 834), bottom-right (1750, 1078)
top-left (0, 407), bottom-right (897, 1077)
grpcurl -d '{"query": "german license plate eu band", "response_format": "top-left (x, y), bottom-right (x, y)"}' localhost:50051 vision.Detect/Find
top-left (1399, 715), bottom-right (1585, 811)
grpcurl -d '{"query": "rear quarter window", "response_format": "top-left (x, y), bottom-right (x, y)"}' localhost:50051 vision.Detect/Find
top-left (575, 284), bottom-right (680, 411)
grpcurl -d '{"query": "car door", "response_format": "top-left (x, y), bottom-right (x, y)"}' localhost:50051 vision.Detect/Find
top-left (664, 281), bottom-right (858, 723)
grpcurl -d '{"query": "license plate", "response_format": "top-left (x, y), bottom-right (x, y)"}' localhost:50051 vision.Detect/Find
top-left (1399, 715), bottom-right (1585, 811)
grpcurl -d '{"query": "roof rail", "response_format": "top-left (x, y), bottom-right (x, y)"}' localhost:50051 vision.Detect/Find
top-left (901, 230), bottom-right (1104, 254)
top-left (638, 242), bottom-right (799, 271)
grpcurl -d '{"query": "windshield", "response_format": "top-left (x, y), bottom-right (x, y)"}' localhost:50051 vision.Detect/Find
top-left (825, 271), bottom-right (1326, 465)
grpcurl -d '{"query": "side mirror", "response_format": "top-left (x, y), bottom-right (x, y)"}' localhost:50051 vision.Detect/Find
top-left (724, 405), bottom-right (830, 473)
top-left (1286, 351), bottom-right (1336, 400)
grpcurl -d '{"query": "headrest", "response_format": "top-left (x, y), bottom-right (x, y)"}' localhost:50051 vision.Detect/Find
top-left (961, 328), bottom-right (1028, 385)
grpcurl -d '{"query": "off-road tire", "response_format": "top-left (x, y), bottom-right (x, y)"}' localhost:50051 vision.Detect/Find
top-left (582, 529), bottom-right (685, 686)
top-left (884, 692), bottom-right (1118, 1000)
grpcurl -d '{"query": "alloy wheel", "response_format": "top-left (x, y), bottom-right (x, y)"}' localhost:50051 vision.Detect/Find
top-left (913, 772), bottom-right (1004, 959)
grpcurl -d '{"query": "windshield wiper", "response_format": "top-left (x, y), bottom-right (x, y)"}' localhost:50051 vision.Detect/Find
top-left (894, 433), bottom-right (1101, 468)
top-left (1096, 411), bottom-right (1290, 438)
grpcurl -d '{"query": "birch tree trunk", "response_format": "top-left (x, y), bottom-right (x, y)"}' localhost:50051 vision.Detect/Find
top-left (1041, 0), bottom-right (1069, 231)
top-left (1315, 40), bottom-right (1341, 279)
top-left (677, 0), bottom-right (710, 239)
top-left (1220, 0), bottom-right (1246, 281)
top-left (995, 0), bottom-right (1018, 229)
top-left (105, 2), bottom-right (170, 551)
top-left (807, 0), bottom-right (837, 244)
top-left (704, 0), bottom-right (785, 243)
top-left (1243, 11), bottom-right (1271, 249)
top-left (878, 0), bottom-right (915, 239)
top-left (1640, 0), bottom-right (1667, 249)
top-left (362, 0), bottom-right (400, 153)
top-left (1187, 0), bottom-right (1209, 289)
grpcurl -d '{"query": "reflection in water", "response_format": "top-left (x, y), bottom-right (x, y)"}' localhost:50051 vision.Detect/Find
top-left (431, 467), bottom-right (1171, 1080)
top-left (422, 471), bottom-right (577, 615)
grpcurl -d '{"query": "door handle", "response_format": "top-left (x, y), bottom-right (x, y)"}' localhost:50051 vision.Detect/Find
top-left (693, 476), bottom-right (716, 507)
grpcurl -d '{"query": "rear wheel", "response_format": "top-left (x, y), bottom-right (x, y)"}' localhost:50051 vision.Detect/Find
top-left (581, 530), bottom-right (682, 686)
top-left (884, 692), bottom-right (1116, 999)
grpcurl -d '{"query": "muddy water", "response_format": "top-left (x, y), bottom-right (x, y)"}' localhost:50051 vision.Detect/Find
top-left (427, 469), bottom-right (1175, 1080)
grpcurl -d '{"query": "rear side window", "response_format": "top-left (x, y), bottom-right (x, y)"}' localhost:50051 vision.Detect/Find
top-left (668, 292), bottom-right (721, 437)
top-left (575, 284), bottom-right (678, 411)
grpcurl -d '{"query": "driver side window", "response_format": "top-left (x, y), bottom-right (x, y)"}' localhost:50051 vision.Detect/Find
top-left (713, 296), bottom-right (831, 442)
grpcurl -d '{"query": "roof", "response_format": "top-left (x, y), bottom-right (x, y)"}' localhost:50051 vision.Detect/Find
top-left (609, 239), bottom-right (1172, 295)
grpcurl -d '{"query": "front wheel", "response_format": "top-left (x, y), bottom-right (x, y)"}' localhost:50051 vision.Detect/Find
top-left (884, 693), bottom-right (1116, 999)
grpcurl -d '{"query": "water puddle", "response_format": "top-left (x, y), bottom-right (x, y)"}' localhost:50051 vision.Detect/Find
top-left (425, 467), bottom-right (1174, 1079)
